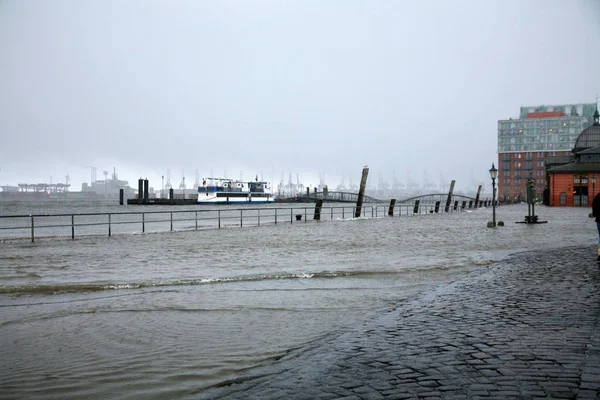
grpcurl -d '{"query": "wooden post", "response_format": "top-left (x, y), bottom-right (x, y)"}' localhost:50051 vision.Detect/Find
top-left (453, 200), bottom-right (458, 211)
top-left (355, 167), bottom-right (369, 218)
top-left (258, 209), bottom-right (260, 226)
top-left (435, 201), bottom-right (440, 213)
top-left (71, 215), bottom-right (75, 239)
top-left (413, 200), bottom-right (420, 215)
top-left (469, 200), bottom-right (473, 209)
top-left (108, 214), bottom-right (111, 236)
top-left (31, 216), bottom-right (34, 243)
top-left (119, 189), bottom-right (124, 205)
top-left (218, 210), bottom-right (221, 228)
top-left (388, 199), bottom-right (396, 216)
top-left (462, 201), bottom-right (466, 210)
top-left (275, 209), bottom-right (278, 225)
top-left (138, 179), bottom-right (143, 204)
top-left (474, 185), bottom-right (482, 208)
top-left (314, 199), bottom-right (323, 220)
top-left (142, 213), bottom-right (145, 233)
top-left (195, 211), bottom-right (198, 230)
top-left (445, 180), bottom-right (455, 212)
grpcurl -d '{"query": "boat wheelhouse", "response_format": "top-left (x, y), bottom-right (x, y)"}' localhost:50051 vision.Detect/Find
top-left (197, 177), bottom-right (274, 204)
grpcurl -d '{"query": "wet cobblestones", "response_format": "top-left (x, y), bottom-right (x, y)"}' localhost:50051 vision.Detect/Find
top-left (199, 246), bottom-right (600, 399)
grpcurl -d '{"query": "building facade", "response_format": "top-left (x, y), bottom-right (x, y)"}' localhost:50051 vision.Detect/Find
top-left (497, 103), bottom-right (596, 201)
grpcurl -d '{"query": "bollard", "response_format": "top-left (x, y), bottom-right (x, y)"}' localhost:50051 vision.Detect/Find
top-left (388, 199), bottom-right (396, 216)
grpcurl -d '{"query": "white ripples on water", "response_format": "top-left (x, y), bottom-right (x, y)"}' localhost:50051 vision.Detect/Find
top-left (0, 203), bottom-right (595, 399)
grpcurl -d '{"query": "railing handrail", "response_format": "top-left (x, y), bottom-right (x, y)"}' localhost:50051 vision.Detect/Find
top-left (0, 202), bottom-right (487, 242)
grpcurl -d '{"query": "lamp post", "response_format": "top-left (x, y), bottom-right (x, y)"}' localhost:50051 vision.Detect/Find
top-left (489, 163), bottom-right (498, 227)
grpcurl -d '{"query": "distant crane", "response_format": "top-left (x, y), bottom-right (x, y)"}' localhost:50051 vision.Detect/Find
top-left (179, 170), bottom-right (186, 190)
top-left (84, 166), bottom-right (96, 185)
top-left (296, 173), bottom-right (304, 193)
top-left (165, 170), bottom-right (172, 190)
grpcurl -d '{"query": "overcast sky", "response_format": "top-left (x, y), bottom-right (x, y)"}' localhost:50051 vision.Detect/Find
top-left (1, 0), bottom-right (599, 192)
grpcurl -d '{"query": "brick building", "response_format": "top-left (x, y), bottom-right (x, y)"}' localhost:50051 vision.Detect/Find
top-left (547, 108), bottom-right (600, 206)
top-left (497, 103), bottom-right (596, 201)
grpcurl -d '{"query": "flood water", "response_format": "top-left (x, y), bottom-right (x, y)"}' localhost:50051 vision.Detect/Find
top-left (0, 201), bottom-right (594, 399)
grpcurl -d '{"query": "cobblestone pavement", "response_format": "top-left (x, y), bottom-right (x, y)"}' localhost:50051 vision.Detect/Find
top-left (198, 246), bottom-right (600, 399)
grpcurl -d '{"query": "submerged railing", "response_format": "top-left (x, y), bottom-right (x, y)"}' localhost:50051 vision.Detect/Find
top-left (0, 201), bottom-right (478, 242)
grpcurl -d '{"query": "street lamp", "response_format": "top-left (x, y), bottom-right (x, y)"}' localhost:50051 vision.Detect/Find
top-left (489, 163), bottom-right (498, 227)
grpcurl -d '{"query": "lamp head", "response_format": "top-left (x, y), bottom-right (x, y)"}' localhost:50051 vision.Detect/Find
top-left (489, 163), bottom-right (498, 180)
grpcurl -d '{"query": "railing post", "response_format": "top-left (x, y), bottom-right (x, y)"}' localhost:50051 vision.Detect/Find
top-left (108, 214), bottom-right (112, 237)
top-left (71, 215), bottom-right (75, 239)
top-left (31, 215), bottom-right (34, 243)
top-left (195, 211), bottom-right (198, 230)
top-left (142, 213), bottom-right (145, 233)
top-left (218, 210), bottom-right (221, 229)
top-left (170, 212), bottom-right (173, 231)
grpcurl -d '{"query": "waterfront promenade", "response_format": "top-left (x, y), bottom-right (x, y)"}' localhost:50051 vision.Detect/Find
top-left (199, 246), bottom-right (600, 399)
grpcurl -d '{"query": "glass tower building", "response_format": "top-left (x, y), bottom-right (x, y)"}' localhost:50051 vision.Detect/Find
top-left (497, 103), bottom-right (596, 201)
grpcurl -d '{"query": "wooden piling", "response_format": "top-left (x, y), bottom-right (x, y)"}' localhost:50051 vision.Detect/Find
top-left (413, 200), bottom-right (420, 215)
top-left (462, 200), bottom-right (466, 210)
top-left (445, 180), bottom-right (455, 212)
top-left (314, 199), bottom-right (323, 220)
top-left (474, 185), bottom-right (482, 208)
top-left (138, 179), bottom-right (144, 204)
top-left (144, 179), bottom-right (149, 201)
top-left (388, 199), bottom-right (396, 216)
top-left (454, 200), bottom-right (458, 211)
top-left (435, 201), bottom-right (440, 213)
top-left (355, 167), bottom-right (369, 218)
top-left (119, 189), bottom-right (124, 205)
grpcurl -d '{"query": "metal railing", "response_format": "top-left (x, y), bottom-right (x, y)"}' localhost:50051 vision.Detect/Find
top-left (0, 201), bottom-right (475, 242)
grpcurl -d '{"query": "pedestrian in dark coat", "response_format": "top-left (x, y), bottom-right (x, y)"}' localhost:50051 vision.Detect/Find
top-left (592, 192), bottom-right (600, 261)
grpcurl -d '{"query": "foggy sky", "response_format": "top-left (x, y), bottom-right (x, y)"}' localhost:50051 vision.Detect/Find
top-left (1, 0), bottom-right (599, 193)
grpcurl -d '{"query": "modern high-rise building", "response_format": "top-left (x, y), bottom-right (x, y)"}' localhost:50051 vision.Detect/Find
top-left (497, 103), bottom-right (597, 201)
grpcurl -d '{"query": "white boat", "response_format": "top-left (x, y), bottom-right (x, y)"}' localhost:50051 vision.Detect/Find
top-left (197, 177), bottom-right (274, 204)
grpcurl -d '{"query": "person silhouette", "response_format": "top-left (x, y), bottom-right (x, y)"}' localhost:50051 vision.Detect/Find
top-left (593, 192), bottom-right (600, 261)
